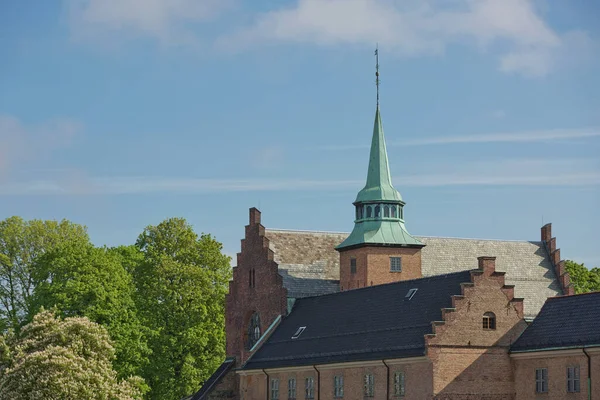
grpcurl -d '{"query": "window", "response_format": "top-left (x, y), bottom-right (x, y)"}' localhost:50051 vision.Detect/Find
top-left (405, 288), bottom-right (418, 300)
top-left (391, 206), bottom-right (397, 218)
top-left (374, 205), bottom-right (381, 218)
top-left (536, 368), bottom-right (548, 393)
top-left (390, 257), bottom-right (402, 272)
top-left (249, 270), bottom-right (252, 287)
top-left (305, 377), bottom-right (314, 399)
top-left (334, 375), bottom-right (344, 397)
top-left (271, 379), bottom-right (279, 400)
top-left (288, 378), bottom-right (297, 399)
top-left (350, 258), bottom-right (357, 274)
top-left (400, 207), bottom-right (404, 219)
top-left (246, 313), bottom-right (261, 349)
top-left (292, 326), bottom-right (306, 339)
top-left (482, 312), bottom-right (496, 330)
top-left (567, 366), bottom-right (580, 393)
top-left (364, 374), bottom-right (374, 397)
top-left (384, 205), bottom-right (390, 218)
top-left (249, 269), bottom-right (256, 288)
top-left (366, 206), bottom-right (372, 218)
top-left (394, 372), bottom-right (405, 396)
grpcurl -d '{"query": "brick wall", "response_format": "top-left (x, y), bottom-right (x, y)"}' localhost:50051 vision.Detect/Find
top-left (206, 368), bottom-right (238, 400)
top-left (226, 208), bottom-right (288, 364)
top-left (339, 246), bottom-right (422, 290)
top-left (426, 257), bottom-right (528, 399)
top-left (540, 223), bottom-right (575, 296)
top-left (513, 350), bottom-right (600, 400)
top-left (239, 359), bottom-right (433, 400)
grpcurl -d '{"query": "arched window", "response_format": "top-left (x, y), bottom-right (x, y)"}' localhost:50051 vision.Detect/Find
top-left (391, 206), bottom-right (397, 218)
top-left (400, 207), bottom-right (404, 219)
top-left (483, 312), bottom-right (496, 330)
top-left (375, 205), bottom-right (381, 218)
top-left (247, 313), bottom-right (261, 349)
top-left (366, 206), bottom-right (372, 218)
top-left (384, 205), bottom-right (390, 218)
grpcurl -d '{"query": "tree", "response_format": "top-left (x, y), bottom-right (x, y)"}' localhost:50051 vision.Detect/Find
top-left (31, 242), bottom-right (151, 378)
top-left (565, 260), bottom-right (600, 294)
top-left (0, 310), bottom-right (147, 399)
top-left (134, 218), bottom-right (231, 400)
top-left (0, 217), bottom-right (89, 332)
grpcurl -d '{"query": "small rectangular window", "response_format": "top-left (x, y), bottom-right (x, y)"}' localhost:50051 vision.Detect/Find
top-left (390, 257), bottom-right (402, 272)
top-left (535, 368), bottom-right (548, 393)
top-left (567, 366), bottom-right (580, 393)
top-left (333, 375), bottom-right (344, 397)
top-left (350, 258), bottom-right (357, 274)
top-left (394, 371), bottom-right (405, 396)
top-left (288, 377), bottom-right (296, 399)
top-left (271, 378), bottom-right (279, 400)
top-left (291, 326), bottom-right (306, 339)
top-left (364, 374), bottom-right (374, 397)
top-left (305, 377), bottom-right (314, 399)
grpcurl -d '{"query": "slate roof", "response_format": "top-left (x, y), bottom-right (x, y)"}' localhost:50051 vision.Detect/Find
top-left (265, 229), bottom-right (561, 318)
top-left (243, 271), bottom-right (472, 370)
top-left (190, 357), bottom-right (235, 400)
top-left (511, 292), bottom-right (600, 352)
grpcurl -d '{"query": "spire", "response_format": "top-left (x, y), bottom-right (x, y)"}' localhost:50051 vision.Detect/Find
top-left (336, 47), bottom-right (422, 250)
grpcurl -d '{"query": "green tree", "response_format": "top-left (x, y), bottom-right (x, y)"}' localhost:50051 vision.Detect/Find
top-left (0, 217), bottom-right (89, 332)
top-left (31, 242), bottom-right (151, 378)
top-left (565, 260), bottom-right (600, 294)
top-left (134, 218), bottom-right (231, 400)
top-left (0, 310), bottom-right (147, 399)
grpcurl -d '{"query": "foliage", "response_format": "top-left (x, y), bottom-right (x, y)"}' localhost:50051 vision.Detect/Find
top-left (32, 242), bottom-right (151, 378)
top-left (0, 310), bottom-right (147, 399)
top-left (565, 260), bottom-right (600, 294)
top-left (134, 218), bottom-right (231, 400)
top-left (0, 217), bottom-right (89, 332)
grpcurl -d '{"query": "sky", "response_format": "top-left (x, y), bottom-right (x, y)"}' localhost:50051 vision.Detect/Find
top-left (1, 0), bottom-right (599, 268)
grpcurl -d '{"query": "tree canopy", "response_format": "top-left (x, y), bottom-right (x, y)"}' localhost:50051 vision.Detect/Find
top-left (0, 310), bottom-right (146, 399)
top-left (565, 260), bottom-right (600, 294)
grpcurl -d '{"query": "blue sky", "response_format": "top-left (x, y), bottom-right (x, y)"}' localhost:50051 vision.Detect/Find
top-left (1, 0), bottom-right (599, 268)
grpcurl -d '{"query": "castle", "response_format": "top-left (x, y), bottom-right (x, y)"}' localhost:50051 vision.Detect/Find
top-left (191, 83), bottom-right (599, 399)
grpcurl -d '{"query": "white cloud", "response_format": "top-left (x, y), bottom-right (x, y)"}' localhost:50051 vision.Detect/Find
top-left (321, 127), bottom-right (600, 150)
top-left (218, 0), bottom-right (589, 77)
top-left (0, 115), bottom-right (81, 179)
top-left (67, 0), bottom-right (232, 45)
top-left (1, 158), bottom-right (597, 195)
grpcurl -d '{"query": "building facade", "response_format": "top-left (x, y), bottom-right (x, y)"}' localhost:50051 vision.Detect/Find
top-left (191, 102), bottom-right (596, 400)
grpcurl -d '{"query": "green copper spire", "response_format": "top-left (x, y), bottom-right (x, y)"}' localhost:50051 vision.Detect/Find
top-left (336, 48), bottom-right (423, 250)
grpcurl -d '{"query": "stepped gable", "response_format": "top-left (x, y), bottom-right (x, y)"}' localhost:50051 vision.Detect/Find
top-left (243, 270), bottom-right (472, 370)
top-left (263, 229), bottom-right (562, 318)
top-left (511, 291), bottom-right (600, 352)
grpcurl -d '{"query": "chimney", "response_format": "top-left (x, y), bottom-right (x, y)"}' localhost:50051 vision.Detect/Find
top-left (478, 256), bottom-right (496, 275)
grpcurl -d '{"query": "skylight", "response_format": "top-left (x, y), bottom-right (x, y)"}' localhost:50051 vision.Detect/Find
top-left (405, 288), bottom-right (418, 300)
top-left (291, 326), bottom-right (306, 339)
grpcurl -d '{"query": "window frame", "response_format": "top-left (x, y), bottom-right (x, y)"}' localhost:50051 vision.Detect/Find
top-left (394, 371), bottom-right (405, 396)
top-left (535, 368), bottom-right (548, 393)
top-left (271, 378), bottom-right (279, 400)
top-left (288, 377), bottom-right (297, 399)
top-left (364, 373), bottom-right (375, 397)
top-left (333, 375), bottom-right (344, 398)
top-left (567, 365), bottom-right (580, 393)
top-left (482, 312), bottom-right (496, 330)
top-left (390, 257), bottom-right (402, 272)
top-left (350, 258), bottom-right (357, 274)
top-left (305, 377), bottom-right (315, 399)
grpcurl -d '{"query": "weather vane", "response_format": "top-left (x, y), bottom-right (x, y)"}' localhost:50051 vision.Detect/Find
top-left (375, 44), bottom-right (380, 107)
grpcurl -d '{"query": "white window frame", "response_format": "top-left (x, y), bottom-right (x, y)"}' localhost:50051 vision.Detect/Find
top-left (390, 257), bottom-right (402, 272)
top-left (271, 378), bottom-right (279, 400)
top-left (567, 365), bottom-right (580, 393)
top-left (364, 373), bottom-right (375, 397)
top-left (333, 375), bottom-right (344, 398)
top-left (305, 377), bottom-right (314, 399)
top-left (288, 377), bottom-right (296, 399)
top-left (394, 371), bottom-right (405, 396)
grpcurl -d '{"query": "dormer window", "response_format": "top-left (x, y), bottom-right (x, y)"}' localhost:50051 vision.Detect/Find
top-left (384, 205), bottom-right (390, 217)
top-left (483, 312), bottom-right (496, 330)
top-left (391, 206), bottom-right (397, 218)
top-left (374, 205), bottom-right (381, 218)
top-left (366, 206), bottom-right (372, 218)
top-left (291, 326), bottom-right (306, 339)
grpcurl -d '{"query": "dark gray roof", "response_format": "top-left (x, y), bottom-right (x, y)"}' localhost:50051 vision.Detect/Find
top-left (190, 357), bottom-right (235, 400)
top-left (265, 229), bottom-right (560, 317)
top-left (511, 292), bottom-right (600, 352)
top-left (243, 271), bottom-right (472, 370)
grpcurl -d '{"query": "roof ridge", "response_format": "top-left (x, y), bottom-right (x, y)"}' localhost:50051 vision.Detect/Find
top-left (265, 228), bottom-right (539, 243)
top-left (547, 291), bottom-right (600, 300)
top-left (295, 270), bottom-right (473, 301)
